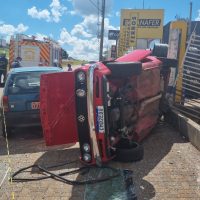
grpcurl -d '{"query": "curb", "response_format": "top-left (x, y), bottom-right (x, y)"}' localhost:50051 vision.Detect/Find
top-left (166, 109), bottom-right (200, 151)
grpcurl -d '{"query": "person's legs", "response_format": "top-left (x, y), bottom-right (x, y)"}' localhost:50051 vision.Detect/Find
top-left (0, 70), bottom-right (3, 83)
top-left (3, 69), bottom-right (7, 83)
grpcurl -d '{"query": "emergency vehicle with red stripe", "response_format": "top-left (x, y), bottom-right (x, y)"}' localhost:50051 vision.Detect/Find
top-left (9, 34), bottom-right (62, 68)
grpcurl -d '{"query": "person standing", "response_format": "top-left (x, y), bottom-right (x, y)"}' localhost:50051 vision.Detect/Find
top-left (11, 57), bottom-right (22, 68)
top-left (0, 54), bottom-right (8, 83)
top-left (53, 59), bottom-right (62, 68)
top-left (44, 60), bottom-right (49, 66)
top-left (53, 59), bottom-right (58, 67)
top-left (67, 63), bottom-right (72, 71)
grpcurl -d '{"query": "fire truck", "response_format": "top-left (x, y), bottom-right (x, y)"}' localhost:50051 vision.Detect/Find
top-left (40, 46), bottom-right (177, 166)
top-left (9, 34), bottom-right (62, 68)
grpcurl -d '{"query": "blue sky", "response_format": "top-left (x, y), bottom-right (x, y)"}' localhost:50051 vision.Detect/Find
top-left (0, 0), bottom-right (200, 60)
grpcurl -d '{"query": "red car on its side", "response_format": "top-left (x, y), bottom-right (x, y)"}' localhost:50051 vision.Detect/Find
top-left (40, 47), bottom-right (176, 166)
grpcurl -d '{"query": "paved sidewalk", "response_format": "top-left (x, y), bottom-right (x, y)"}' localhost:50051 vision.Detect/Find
top-left (0, 123), bottom-right (200, 200)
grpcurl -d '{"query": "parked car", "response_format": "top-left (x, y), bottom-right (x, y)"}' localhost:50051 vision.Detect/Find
top-left (1, 66), bottom-right (62, 137)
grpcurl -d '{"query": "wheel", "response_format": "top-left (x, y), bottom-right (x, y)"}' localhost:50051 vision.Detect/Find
top-left (105, 62), bottom-right (142, 77)
top-left (114, 139), bottom-right (144, 162)
top-left (152, 43), bottom-right (168, 58)
top-left (2, 121), bottom-right (12, 138)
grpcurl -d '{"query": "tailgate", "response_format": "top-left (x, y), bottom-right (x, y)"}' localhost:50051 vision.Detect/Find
top-left (8, 93), bottom-right (39, 112)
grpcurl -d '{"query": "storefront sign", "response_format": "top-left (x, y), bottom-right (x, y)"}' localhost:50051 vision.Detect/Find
top-left (118, 9), bottom-right (163, 56)
top-left (108, 30), bottom-right (120, 40)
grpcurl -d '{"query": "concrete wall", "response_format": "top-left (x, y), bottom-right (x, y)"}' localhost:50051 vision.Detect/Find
top-left (166, 109), bottom-right (200, 151)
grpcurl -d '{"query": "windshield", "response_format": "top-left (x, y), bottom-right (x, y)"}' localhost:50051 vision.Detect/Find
top-left (7, 71), bottom-right (58, 95)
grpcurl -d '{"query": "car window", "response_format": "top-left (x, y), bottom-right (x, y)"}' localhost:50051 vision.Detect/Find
top-left (7, 71), bottom-right (57, 95)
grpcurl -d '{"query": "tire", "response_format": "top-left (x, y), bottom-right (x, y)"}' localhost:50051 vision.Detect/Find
top-left (152, 43), bottom-right (169, 58)
top-left (114, 139), bottom-right (144, 162)
top-left (105, 62), bottom-right (142, 77)
top-left (2, 121), bottom-right (12, 138)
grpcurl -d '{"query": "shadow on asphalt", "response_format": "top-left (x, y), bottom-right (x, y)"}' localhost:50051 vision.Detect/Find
top-left (68, 122), bottom-right (187, 200)
top-left (0, 126), bottom-right (77, 155)
top-left (32, 148), bottom-right (81, 172)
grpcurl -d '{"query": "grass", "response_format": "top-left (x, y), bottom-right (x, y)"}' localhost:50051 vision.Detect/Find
top-left (62, 59), bottom-right (88, 67)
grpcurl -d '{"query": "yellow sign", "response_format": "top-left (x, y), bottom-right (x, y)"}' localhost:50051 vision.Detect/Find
top-left (118, 9), bottom-right (164, 56)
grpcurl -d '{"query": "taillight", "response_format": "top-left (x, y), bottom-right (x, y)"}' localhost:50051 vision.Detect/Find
top-left (3, 96), bottom-right (9, 112)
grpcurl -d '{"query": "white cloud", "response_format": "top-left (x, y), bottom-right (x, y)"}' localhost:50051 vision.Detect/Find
top-left (50, 0), bottom-right (67, 22)
top-left (58, 14), bottom-right (117, 60)
top-left (58, 28), bottom-right (99, 60)
top-left (71, 24), bottom-right (92, 38)
top-left (17, 24), bottom-right (29, 32)
top-left (28, 7), bottom-right (51, 22)
top-left (69, 14), bottom-right (116, 39)
top-left (104, 18), bottom-right (117, 34)
top-left (28, 0), bottom-right (67, 23)
top-left (69, 10), bottom-right (76, 16)
top-left (116, 11), bottom-right (120, 17)
top-left (70, 15), bottom-right (99, 38)
top-left (81, 15), bottom-right (99, 35)
top-left (195, 9), bottom-right (200, 21)
top-left (0, 23), bottom-right (28, 36)
top-left (72, 0), bottom-right (113, 17)
top-left (56, 0), bottom-right (117, 60)
top-left (59, 28), bottom-right (76, 44)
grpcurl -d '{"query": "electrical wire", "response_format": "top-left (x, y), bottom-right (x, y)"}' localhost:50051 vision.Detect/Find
top-left (88, 0), bottom-right (102, 12)
top-left (11, 161), bottom-right (121, 185)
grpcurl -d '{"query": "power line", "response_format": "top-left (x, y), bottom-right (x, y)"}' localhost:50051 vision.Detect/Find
top-left (88, 0), bottom-right (102, 12)
top-left (97, 0), bottom-right (100, 39)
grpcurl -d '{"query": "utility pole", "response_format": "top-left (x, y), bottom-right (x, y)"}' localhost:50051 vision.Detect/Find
top-left (188, 1), bottom-right (193, 37)
top-left (99, 0), bottom-right (105, 61)
top-left (143, 0), bottom-right (144, 9)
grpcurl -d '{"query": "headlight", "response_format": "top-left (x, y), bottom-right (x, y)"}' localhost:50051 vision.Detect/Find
top-left (83, 143), bottom-right (90, 152)
top-left (77, 71), bottom-right (86, 82)
top-left (83, 153), bottom-right (91, 162)
top-left (76, 89), bottom-right (86, 97)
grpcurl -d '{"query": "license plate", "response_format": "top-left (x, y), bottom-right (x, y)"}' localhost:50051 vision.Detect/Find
top-left (96, 106), bottom-right (105, 133)
top-left (31, 102), bottom-right (40, 109)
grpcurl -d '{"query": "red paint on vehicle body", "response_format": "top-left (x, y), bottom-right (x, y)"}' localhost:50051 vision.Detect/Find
top-left (40, 72), bottom-right (78, 146)
top-left (40, 49), bottom-right (169, 165)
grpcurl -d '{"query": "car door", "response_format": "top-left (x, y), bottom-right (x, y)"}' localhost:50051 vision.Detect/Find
top-left (40, 72), bottom-right (78, 146)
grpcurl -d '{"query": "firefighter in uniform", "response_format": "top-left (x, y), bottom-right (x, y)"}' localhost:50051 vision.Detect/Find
top-left (0, 54), bottom-right (8, 83)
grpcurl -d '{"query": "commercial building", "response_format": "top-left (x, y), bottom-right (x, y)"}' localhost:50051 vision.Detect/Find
top-left (118, 9), bottom-right (164, 57)
top-left (163, 20), bottom-right (200, 43)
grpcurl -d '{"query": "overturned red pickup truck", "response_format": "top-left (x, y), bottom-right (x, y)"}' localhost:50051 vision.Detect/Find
top-left (40, 47), bottom-right (176, 166)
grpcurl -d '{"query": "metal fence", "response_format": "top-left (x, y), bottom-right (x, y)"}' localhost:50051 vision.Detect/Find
top-left (174, 32), bottom-right (200, 123)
